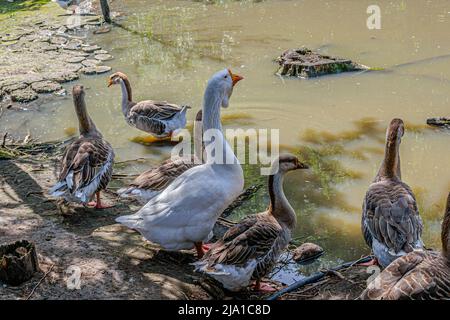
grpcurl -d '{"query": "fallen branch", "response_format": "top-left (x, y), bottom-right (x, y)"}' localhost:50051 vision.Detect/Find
top-left (26, 264), bottom-right (55, 300)
top-left (2, 132), bottom-right (7, 148)
top-left (266, 255), bottom-right (373, 300)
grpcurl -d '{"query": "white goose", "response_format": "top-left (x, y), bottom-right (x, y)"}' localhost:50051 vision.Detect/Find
top-left (116, 69), bottom-right (244, 257)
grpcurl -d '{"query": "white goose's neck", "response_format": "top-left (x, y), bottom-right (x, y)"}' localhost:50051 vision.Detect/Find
top-left (202, 85), bottom-right (236, 165)
top-left (202, 85), bottom-right (223, 133)
top-left (193, 118), bottom-right (203, 161)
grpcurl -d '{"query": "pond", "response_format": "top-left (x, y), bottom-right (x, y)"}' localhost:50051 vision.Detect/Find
top-left (2, 0), bottom-right (450, 280)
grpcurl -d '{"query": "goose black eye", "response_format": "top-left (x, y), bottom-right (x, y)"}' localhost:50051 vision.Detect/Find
top-left (224, 75), bottom-right (228, 79)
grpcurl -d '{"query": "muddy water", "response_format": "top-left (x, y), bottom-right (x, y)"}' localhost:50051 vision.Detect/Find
top-left (2, 0), bottom-right (450, 281)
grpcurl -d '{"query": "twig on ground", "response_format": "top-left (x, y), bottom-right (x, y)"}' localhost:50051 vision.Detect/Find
top-left (2, 132), bottom-right (8, 148)
top-left (26, 264), bottom-right (55, 300)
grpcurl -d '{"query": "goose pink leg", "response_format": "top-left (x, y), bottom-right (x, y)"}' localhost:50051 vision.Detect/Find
top-left (194, 242), bottom-right (211, 258)
top-left (253, 280), bottom-right (277, 293)
top-left (87, 192), bottom-right (114, 210)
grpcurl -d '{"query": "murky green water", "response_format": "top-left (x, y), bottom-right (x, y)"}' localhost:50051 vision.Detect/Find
top-left (2, 0), bottom-right (450, 279)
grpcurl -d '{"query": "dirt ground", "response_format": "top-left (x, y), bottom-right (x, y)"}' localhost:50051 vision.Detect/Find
top-left (0, 152), bottom-right (214, 300)
top-left (281, 266), bottom-right (371, 300)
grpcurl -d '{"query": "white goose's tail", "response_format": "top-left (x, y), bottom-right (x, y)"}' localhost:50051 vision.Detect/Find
top-left (117, 186), bottom-right (159, 204)
top-left (115, 213), bottom-right (143, 230)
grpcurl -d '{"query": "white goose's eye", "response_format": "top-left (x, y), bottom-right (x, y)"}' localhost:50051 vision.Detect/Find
top-left (224, 75), bottom-right (228, 79)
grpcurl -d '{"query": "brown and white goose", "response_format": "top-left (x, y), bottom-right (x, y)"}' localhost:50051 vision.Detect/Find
top-left (360, 193), bottom-right (450, 300)
top-left (193, 154), bottom-right (309, 292)
top-left (108, 72), bottom-right (189, 143)
top-left (49, 85), bottom-right (115, 209)
top-left (117, 110), bottom-right (203, 203)
top-left (361, 118), bottom-right (423, 268)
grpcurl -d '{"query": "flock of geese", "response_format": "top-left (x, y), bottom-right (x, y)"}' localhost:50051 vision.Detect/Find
top-left (47, 68), bottom-right (450, 299)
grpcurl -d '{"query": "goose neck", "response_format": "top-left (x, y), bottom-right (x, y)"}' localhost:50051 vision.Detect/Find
top-left (74, 93), bottom-right (98, 136)
top-left (119, 78), bottom-right (133, 116)
top-left (268, 172), bottom-right (296, 230)
top-left (378, 138), bottom-right (401, 180)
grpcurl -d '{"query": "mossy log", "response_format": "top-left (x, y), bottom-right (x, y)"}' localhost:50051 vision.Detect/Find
top-left (0, 240), bottom-right (39, 286)
top-left (276, 48), bottom-right (368, 78)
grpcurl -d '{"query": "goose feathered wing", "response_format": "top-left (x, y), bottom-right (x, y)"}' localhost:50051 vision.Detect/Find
top-left (201, 213), bottom-right (285, 279)
top-left (52, 136), bottom-right (114, 199)
top-left (360, 250), bottom-right (450, 300)
top-left (128, 155), bottom-right (198, 192)
top-left (129, 101), bottom-right (183, 120)
top-left (127, 101), bottom-right (186, 136)
top-left (362, 181), bottom-right (423, 254)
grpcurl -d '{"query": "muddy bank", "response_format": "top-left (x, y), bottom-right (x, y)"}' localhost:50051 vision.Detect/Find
top-left (0, 144), bottom-right (211, 299)
top-left (0, 140), bottom-right (272, 300)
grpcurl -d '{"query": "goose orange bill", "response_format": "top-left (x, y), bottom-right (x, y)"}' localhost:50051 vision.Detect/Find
top-left (107, 79), bottom-right (113, 87)
top-left (228, 69), bottom-right (244, 86)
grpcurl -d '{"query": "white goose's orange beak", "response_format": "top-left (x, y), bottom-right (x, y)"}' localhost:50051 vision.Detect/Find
top-left (107, 79), bottom-right (114, 87)
top-left (228, 69), bottom-right (244, 86)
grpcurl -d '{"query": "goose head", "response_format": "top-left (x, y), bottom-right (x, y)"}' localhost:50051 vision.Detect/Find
top-left (275, 154), bottom-right (309, 174)
top-left (206, 69), bottom-right (243, 108)
top-left (386, 118), bottom-right (405, 147)
top-left (73, 84), bottom-right (85, 100)
top-left (108, 72), bottom-right (128, 87)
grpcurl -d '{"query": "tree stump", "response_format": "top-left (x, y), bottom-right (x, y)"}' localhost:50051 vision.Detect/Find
top-left (276, 48), bottom-right (368, 78)
top-left (0, 240), bottom-right (39, 286)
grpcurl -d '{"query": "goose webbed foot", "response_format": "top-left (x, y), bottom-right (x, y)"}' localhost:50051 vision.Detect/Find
top-left (253, 280), bottom-right (277, 293)
top-left (130, 135), bottom-right (173, 145)
top-left (357, 257), bottom-right (379, 267)
top-left (194, 242), bottom-right (211, 259)
top-left (87, 192), bottom-right (114, 210)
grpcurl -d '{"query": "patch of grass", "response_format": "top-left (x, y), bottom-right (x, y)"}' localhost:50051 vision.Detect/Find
top-left (404, 121), bottom-right (430, 133)
top-left (0, 148), bottom-right (17, 160)
top-left (297, 145), bottom-right (363, 198)
top-left (221, 112), bottom-right (255, 126)
top-left (0, 0), bottom-right (51, 15)
top-left (301, 118), bottom-right (383, 145)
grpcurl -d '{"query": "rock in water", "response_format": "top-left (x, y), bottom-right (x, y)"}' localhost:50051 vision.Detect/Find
top-left (31, 81), bottom-right (62, 94)
top-left (10, 88), bottom-right (38, 103)
top-left (427, 117), bottom-right (450, 129)
top-left (276, 48), bottom-right (368, 78)
top-left (292, 242), bottom-right (324, 264)
top-left (0, 240), bottom-right (39, 286)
